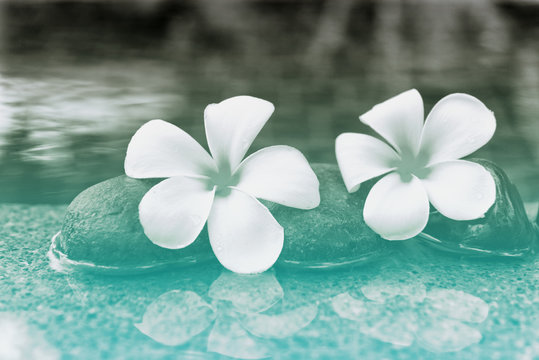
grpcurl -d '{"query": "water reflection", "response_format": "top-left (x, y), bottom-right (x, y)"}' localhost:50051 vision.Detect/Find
top-left (136, 271), bottom-right (318, 359)
top-left (135, 290), bottom-right (216, 347)
top-left (136, 267), bottom-right (489, 357)
top-left (331, 271), bottom-right (489, 352)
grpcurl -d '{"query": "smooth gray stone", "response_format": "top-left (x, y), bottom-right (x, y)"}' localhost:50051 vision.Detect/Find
top-left (58, 164), bottom-right (388, 272)
top-left (58, 176), bottom-right (214, 270)
top-left (268, 163), bottom-right (389, 268)
top-left (422, 159), bottom-right (538, 257)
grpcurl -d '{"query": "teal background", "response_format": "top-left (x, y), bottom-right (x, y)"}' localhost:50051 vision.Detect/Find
top-left (0, 0), bottom-right (538, 203)
top-left (0, 1), bottom-right (538, 359)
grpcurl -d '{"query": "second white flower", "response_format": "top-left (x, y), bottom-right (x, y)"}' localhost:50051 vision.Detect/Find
top-left (336, 89), bottom-right (496, 240)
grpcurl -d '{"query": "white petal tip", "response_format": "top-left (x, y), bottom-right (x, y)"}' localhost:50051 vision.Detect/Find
top-left (208, 190), bottom-right (284, 274)
top-left (303, 195), bottom-right (321, 210)
top-left (358, 108), bottom-right (375, 124)
top-left (445, 208), bottom-right (491, 222)
top-left (363, 174), bottom-right (429, 242)
top-left (359, 89), bottom-right (422, 125)
top-left (217, 95), bottom-right (275, 113)
top-left (304, 176), bottom-right (321, 209)
top-left (358, 113), bottom-right (371, 125)
top-left (124, 166), bottom-right (147, 179)
top-left (347, 183), bottom-right (360, 193)
top-left (204, 103), bottom-right (217, 113)
top-left (221, 224), bottom-right (284, 275)
top-left (146, 236), bottom-right (193, 250)
top-left (220, 256), bottom-right (282, 274)
top-left (373, 223), bottom-right (424, 240)
top-left (380, 233), bottom-right (417, 241)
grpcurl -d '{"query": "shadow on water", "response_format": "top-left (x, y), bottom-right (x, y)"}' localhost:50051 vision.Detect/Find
top-left (0, 0), bottom-right (538, 203)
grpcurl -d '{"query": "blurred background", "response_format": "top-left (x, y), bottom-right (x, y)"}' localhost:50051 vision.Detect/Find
top-left (0, 0), bottom-right (538, 204)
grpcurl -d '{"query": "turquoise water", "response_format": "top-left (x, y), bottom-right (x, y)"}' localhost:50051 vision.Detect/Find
top-left (1, 204), bottom-right (538, 359)
top-left (1, 1), bottom-right (539, 359)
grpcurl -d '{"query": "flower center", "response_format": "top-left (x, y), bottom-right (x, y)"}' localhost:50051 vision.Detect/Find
top-left (395, 151), bottom-right (430, 182)
top-left (207, 169), bottom-right (240, 197)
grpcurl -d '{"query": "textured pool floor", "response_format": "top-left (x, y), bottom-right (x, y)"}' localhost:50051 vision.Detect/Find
top-left (0, 204), bottom-right (538, 359)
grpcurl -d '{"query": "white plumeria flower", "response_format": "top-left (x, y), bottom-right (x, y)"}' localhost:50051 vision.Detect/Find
top-left (336, 89), bottom-right (497, 240)
top-left (124, 96), bottom-right (320, 274)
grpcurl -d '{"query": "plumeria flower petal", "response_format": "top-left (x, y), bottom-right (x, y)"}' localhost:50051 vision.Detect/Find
top-left (336, 89), bottom-right (496, 240)
top-left (208, 189), bottom-right (284, 274)
top-left (235, 145), bottom-right (320, 209)
top-left (138, 177), bottom-right (215, 249)
top-left (419, 93), bottom-right (496, 166)
top-left (364, 172), bottom-right (430, 240)
top-left (204, 96), bottom-right (275, 174)
top-left (421, 160), bottom-right (496, 221)
top-left (335, 133), bottom-right (400, 192)
top-left (360, 88), bottom-right (424, 156)
top-left (125, 96), bottom-right (319, 273)
top-left (125, 119), bottom-right (216, 179)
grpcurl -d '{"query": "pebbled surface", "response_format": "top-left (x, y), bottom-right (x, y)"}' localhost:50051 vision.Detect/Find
top-left (0, 203), bottom-right (538, 359)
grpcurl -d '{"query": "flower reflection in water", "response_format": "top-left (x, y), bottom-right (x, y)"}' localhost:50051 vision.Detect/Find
top-left (331, 272), bottom-right (489, 353)
top-left (135, 271), bottom-right (318, 359)
top-left (135, 269), bottom-right (490, 356)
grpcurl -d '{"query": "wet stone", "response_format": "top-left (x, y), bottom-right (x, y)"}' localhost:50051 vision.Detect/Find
top-left (57, 164), bottom-right (389, 271)
top-left (57, 176), bottom-right (215, 270)
top-left (422, 159), bottom-right (538, 257)
top-left (266, 163), bottom-right (390, 268)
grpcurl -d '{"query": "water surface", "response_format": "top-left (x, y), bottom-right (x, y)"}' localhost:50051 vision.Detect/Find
top-left (0, 0), bottom-right (538, 203)
top-left (0, 1), bottom-right (538, 359)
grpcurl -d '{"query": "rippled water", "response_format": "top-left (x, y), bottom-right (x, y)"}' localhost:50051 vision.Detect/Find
top-left (0, 0), bottom-right (539, 203)
top-left (0, 1), bottom-right (538, 359)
